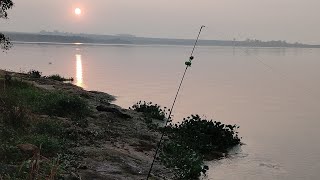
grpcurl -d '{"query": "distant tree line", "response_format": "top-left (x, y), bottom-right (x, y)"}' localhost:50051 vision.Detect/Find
top-left (234, 38), bottom-right (304, 48)
top-left (5, 31), bottom-right (318, 48)
top-left (5, 32), bottom-right (133, 44)
top-left (0, 0), bottom-right (14, 50)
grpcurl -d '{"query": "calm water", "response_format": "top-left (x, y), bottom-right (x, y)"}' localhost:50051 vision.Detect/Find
top-left (1, 44), bottom-right (320, 179)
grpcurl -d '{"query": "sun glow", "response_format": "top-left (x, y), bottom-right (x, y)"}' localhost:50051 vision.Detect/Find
top-left (76, 54), bottom-right (84, 87)
top-left (75, 8), bottom-right (81, 15)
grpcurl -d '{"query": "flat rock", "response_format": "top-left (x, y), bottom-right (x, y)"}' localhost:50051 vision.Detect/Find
top-left (96, 105), bottom-right (131, 119)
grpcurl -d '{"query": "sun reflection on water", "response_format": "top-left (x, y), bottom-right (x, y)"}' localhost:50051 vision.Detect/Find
top-left (76, 54), bottom-right (84, 87)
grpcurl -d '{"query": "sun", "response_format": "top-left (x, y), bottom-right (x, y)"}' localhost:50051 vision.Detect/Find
top-left (74, 8), bottom-right (81, 15)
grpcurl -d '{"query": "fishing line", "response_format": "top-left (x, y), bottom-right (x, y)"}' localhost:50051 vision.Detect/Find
top-left (146, 25), bottom-right (205, 180)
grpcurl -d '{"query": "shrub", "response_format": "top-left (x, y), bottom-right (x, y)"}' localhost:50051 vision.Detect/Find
top-left (166, 114), bottom-right (241, 154)
top-left (160, 140), bottom-right (208, 179)
top-left (131, 101), bottom-right (168, 121)
top-left (46, 74), bottom-right (74, 82)
top-left (28, 70), bottom-right (42, 78)
top-left (160, 114), bottom-right (241, 179)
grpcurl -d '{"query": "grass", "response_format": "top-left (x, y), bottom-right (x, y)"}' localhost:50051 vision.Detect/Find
top-left (0, 79), bottom-right (91, 178)
top-left (19, 135), bottom-right (63, 156)
top-left (1, 79), bottom-right (91, 120)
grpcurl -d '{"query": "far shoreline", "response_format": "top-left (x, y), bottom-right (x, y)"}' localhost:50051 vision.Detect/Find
top-left (3, 31), bottom-right (319, 48)
top-left (11, 40), bottom-right (320, 49)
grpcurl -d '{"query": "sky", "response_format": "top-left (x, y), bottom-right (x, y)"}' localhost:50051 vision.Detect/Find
top-left (1, 0), bottom-right (320, 44)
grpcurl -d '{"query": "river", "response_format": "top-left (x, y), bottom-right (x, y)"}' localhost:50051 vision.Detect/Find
top-left (1, 44), bottom-right (320, 179)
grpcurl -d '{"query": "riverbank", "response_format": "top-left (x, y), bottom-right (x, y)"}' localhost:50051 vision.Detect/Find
top-left (0, 69), bottom-right (172, 179)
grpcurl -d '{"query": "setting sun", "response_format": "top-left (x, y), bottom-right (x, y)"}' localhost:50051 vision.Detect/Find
top-left (74, 8), bottom-right (81, 15)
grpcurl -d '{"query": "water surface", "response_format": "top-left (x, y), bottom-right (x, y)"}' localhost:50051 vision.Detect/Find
top-left (1, 44), bottom-right (320, 179)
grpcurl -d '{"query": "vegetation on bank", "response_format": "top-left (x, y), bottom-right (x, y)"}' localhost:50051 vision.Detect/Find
top-left (130, 101), bottom-right (169, 122)
top-left (28, 70), bottom-right (74, 82)
top-left (161, 115), bottom-right (241, 179)
top-left (0, 77), bottom-right (91, 179)
top-left (0, 70), bottom-right (242, 179)
top-left (46, 75), bottom-right (74, 82)
top-left (132, 101), bottom-right (242, 180)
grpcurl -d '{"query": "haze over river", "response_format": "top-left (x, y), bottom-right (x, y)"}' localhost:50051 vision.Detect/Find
top-left (1, 44), bottom-right (320, 180)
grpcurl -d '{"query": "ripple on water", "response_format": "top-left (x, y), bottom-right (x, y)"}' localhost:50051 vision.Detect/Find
top-left (204, 147), bottom-right (288, 180)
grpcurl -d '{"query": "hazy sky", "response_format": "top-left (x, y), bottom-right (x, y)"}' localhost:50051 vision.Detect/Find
top-left (1, 0), bottom-right (320, 44)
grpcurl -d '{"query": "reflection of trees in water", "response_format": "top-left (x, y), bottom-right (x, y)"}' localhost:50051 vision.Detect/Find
top-left (240, 47), bottom-right (288, 57)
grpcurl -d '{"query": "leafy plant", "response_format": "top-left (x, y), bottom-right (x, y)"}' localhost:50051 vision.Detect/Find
top-left (131, 101), bottom-right (169, 121)
top-left (28, 70), bottom-right (42, 78)
top-left (0, 0), bottom-right (14, 51)
top-left (160, 114), bottom-right (241, 179)
top-left (166, 114), bottom-right (241, 155)
top-left (0, 33), bottom-right (12, 50)
top-left (160, 140), bottom-right (208, 179)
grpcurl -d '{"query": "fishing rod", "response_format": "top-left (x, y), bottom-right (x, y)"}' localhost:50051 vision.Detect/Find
top-left (146, 25), bottom-right (205, 180)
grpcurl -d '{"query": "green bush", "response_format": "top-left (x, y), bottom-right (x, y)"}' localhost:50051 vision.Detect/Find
top-left (28, 70), bottom-right (42, 78)
top-left (46, 74), bottom-right (74, 82)
top-left (131, 101), bottom-right (168, 121)
top-left (166, 114), bottom-right (241, 154)
top-left (160, 114), bottom-right (241, 179)
top-left (160, 141), bottom-right (207, 179)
